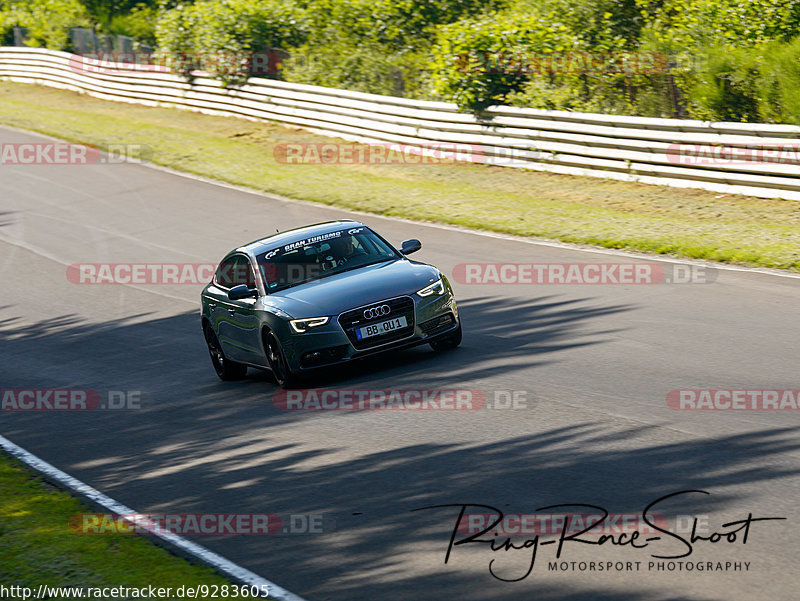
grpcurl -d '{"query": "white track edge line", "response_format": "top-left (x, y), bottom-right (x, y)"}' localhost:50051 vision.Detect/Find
top-left (0, 434), bottom-right (308, 601)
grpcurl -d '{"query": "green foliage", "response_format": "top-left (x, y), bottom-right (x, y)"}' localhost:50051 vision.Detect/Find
top-left (430, 0), bottom-right (672, 113)
top-left (285, 41), bottom-right (431, 97)
top-left (154, 0), bottom-right (309, 85)
top-left (280, 0), bottom-right (503, 97)
top-left (638, 0), bottom-right (800, 49)
top-left (516, 0), bottom-right (642, 47)
top-left (0, 0), bottom-right (91, 50)
top-left (78, 0), bottom-right (159, 29)
top-left (295, 0), bottom-right (506, 50)
top-left (758, 37), bottom-right (800, 123)
top-left (4, 0), bottom-right (800, 122)
top-left (686, 37), bottom-right (800, 123)
top-left (684, 46), bottom-right (761, 121)
top-left (281, 0), bottom-right (402, 94)
top-left (374, 0), bottom-right (508, 48)
top-left (633, 0), bottom-right (800, 121)
top-left (431, 0), bottom-right (800, 119)
top-left (107, 3), bottom-right (158, 46)
top-left (430, 11), bottom-right (579, 111)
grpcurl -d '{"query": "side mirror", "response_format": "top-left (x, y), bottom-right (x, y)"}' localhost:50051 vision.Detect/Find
top-left (400, 239), bottom-right (422, 255)
top-left (228, 284), bottom-right (257, 301)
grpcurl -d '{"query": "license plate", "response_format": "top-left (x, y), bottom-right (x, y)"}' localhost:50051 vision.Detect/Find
top-left (356, 316), bottom-right (408, 340)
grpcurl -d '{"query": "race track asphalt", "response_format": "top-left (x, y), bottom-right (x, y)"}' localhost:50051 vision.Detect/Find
top-left (2, 126), bottom-right (799, 601)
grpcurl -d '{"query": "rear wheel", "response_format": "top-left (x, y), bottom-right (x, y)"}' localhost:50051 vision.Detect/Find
top-left (430, 322), bottom-right (462, 351)
top-left (264, 331), bottom-right (300, 388)
top-left (204, 324), bottom-right (247, 381)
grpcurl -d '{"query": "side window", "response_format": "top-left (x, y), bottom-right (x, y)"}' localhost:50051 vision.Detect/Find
top-left (351, 236), bottom-right (365, 252)
top-left (215, 255), bottom-right (255, 289)
top-left (215, 257), bottom-right (237, 288)
top-left (235, 256), bottom-right (256, 288)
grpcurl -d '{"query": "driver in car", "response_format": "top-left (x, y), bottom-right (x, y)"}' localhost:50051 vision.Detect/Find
top-left (329, 235), bottom-right (366, 267)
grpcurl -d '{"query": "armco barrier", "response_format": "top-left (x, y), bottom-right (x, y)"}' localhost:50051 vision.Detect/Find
top-left (2, 47), bottom-right (800, 200)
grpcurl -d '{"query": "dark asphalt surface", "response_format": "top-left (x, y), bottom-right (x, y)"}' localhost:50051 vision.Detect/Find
top-left (2, 126), bottom-right (799, 601)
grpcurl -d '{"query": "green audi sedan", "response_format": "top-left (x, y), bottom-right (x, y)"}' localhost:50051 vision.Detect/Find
top-left (201, 220), bottom-right (461, 387)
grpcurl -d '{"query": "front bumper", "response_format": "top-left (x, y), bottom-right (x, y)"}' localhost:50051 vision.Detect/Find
top-left (281, 292), bottom-right (459, 372)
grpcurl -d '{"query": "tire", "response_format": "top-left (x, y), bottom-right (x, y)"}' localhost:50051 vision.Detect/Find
top-left (430, 322), bottom-right (462, 351)
top-left (264, 331), bottom-right (300, 389)
top-left (203, 324), bottom-right (247, 381)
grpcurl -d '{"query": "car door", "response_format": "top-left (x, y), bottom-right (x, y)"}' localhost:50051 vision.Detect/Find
top-left (215, 254), bottom-right (263, 364)
top-left (203, 256), bottom-right (234, 349)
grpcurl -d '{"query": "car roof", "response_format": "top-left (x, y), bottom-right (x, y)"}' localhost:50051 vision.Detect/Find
top-left (236, 220), bottom-right (365, 256)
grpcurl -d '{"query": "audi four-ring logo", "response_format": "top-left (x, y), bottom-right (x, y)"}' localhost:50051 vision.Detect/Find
top-left (364, 305), bottom-right (391, 320)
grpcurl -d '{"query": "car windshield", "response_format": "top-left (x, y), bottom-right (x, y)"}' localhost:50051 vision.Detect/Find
top-left (256, 226), bottom-right (398, 292)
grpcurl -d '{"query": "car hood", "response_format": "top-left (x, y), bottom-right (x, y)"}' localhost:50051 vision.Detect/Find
top-left (260, 259), bottom-right (440, 317)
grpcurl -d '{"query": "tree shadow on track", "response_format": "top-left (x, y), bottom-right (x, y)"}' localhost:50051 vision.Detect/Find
top-left (105, 422), bottom-right (795, 601)
top-left (0, 291), bottom-right (626, 384)
top-left (0, 211), bottom-right (15, 228)
top-left (259, 294), bottom-right (630, 388)
top-left (1, 296), bottom-right (794, 601)
top-left (0, 293), bottom-right (628, 438)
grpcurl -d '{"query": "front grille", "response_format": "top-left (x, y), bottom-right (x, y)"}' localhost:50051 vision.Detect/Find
top-left (420, 312), bottom-right (455, 336)
top-left (300, 345), bottom-right (349, 368)
top-left (338, 296), bottom-right (415, 350)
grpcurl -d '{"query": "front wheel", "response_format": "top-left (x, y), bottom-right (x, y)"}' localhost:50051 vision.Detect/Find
top-left (204, 324), bottom-right (247, 381)
top-left (430, 323), bottom-right (462, 351)
top-left (264, 331), bottom-right (300, 388)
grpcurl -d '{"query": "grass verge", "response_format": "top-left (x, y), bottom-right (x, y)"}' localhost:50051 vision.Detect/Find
top-left (1, 81), bottom-right (799, 271)
top-left (0, 450), bottom-right (248, 598)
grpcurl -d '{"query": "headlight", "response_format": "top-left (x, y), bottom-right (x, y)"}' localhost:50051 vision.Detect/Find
top-left (289, 317), bottom-right (329, 333)
top-left (416, 278), bottom-right (445, 297)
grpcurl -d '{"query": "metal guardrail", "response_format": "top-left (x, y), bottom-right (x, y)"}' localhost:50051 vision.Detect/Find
top-left (2, 46), bottom-right (800, 200)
